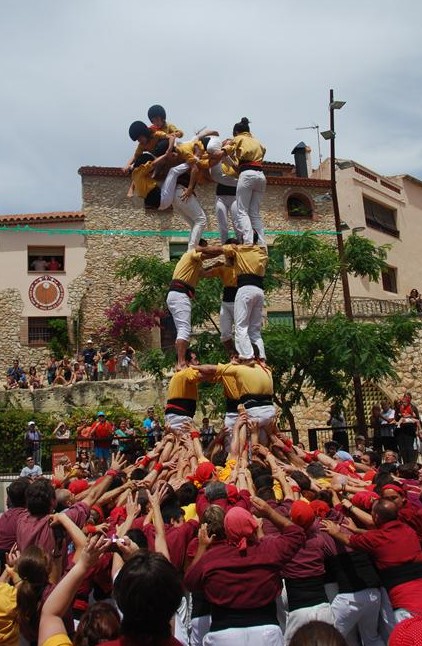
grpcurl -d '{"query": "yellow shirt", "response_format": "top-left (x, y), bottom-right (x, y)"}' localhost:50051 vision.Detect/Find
top-left (0, 583), bottom-right (18, 646)
top-left (217, 458), bottom-right (237, 483)
top-left (167, 367), bottom-right (200, 401)
top-left (182, 502), bottom-right (198, 521)
top-left (176, 140), bottom-right (206, 165)
top-left (134, 130), bottom-right (168, 159)
top-left (158, 122), bottom-right (183, 137)
top-left (215, 362), bottom-right (273, 397)
top-left (223, 244), bottom-right (268, 277)
top-left (225, 132), bottom-right (266, 164)
top-left (206, 264), bottom-right (237, 288)
top-left (131, 160), bottom-right (157, 198)
top-left (172, 250), bottom-right (203, 288)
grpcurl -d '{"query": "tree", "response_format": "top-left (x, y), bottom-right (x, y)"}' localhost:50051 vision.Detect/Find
top-left (97, 294), bottom-right (159, 350)
top-left (117, 235), bottom-right (421, 438)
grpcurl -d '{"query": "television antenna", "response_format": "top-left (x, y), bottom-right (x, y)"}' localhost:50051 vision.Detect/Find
top-left (295, 123), bottom-right (322, 168)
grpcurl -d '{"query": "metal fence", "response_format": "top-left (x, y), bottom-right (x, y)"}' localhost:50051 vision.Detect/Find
top-left (307, 426), bottom-right (376, 453)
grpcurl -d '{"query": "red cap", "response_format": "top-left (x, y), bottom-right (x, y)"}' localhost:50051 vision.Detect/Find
top-left (309, 500), bottom-right (330, 518)
top-left (68, 479), bottom-right (89, 495)
top-left (290, 500), bottom-right (315, 529)
top-left (194, 462), bottom-right (217, 485)
top-left (351, 490), bottom-right (379, 511)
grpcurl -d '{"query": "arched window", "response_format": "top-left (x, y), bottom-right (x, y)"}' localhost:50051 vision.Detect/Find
top-left (287, 194), bottom-right (313, 218)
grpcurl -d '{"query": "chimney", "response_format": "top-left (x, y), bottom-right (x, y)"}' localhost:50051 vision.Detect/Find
top-left (291, 141), bottom-right (312, 178)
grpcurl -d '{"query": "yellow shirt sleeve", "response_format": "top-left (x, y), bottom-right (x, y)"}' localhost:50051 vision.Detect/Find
top-left (41, 634), bottom-right (72, 646)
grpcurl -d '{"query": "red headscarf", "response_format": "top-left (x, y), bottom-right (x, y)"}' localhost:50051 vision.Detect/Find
top-left (68, 479), bottom-right (89, 495)
top-left (351, 490), bottom-right (380, 511)
top-left (187, 461), bottom-right (217, 487)
top-left (224, 507), bottom-right (258, 551)
top-left (290, 500), bottom-right (315, 530)
top-left (382, 484), bottom-right (405, 496)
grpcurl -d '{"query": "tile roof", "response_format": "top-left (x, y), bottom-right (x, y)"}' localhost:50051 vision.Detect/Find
top-left (0, 211), bottom-right (84, 225)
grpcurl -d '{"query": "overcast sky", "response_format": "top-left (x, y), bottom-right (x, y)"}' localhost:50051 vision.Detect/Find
top-left (1, 0), bottom-right (421, 215)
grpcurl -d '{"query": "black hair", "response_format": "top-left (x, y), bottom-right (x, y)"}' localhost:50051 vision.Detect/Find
top-left (7, 477), bottom-right (30, 508)
top-left (290, 470), bottom-right (312, 491)
top-left (224, 237), bottom-right (238, 245)
top-left (199, 136), bottom-right (210, 150)
top-left (133, 152), bottom-right (155, 169)
top-left (211, 450), bottom-right (228, 467)
top-left (160, 503), bottom-right (183, 525)
top-left (205, 481), bottom-right (227, 502)
top-left (198, 238), bottom-right (208, 247)
top-left (324, 440), bottom-right (339, 453)
top-left (306, 462), bottom-right (327, 479)
top-left (175, 482), bottom-right (198, 506)
top-left (398, 462), bottom-right (419, 480)
top-left (317, 489), bottom-right (334, 507)
top-left (73, 601), bottom-right (121, 646)
top-left (26, 478), bottom-right (55, 516)
top-left (114, 551), bottom-right (183, 640)
top-left (153, 139), bottom-right (170, 157)
top-left (128, 121), bottom-right (151, 142)
top-left (253, 229), bottom-right (259, 244)
top-left (253, 474), bottom-right (274, 491)
top-left (144, 186), bottom-right (162, 209)
top-left (126, 528), bottom-right (148, 550)
top-left (147, 104), bottom-right (166, 121)
top-left (130, 467), bottom-right (147, 481)
top-left (233, 117), bottom-right (250, 136)
top-left (256, 486), bottom-right (276, 501)
top-left (185, 348), bottom-right (197, 363)
top-left (249, 463), bottom-right (272, 482)
top-left (364, 450), bottom-right (381, 468)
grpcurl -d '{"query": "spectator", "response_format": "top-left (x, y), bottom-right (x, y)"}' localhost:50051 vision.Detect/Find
top-left (6, 359), bottom-right (27, 389)
top-left (30, 255), bottom-right (49, 271)
top-left (96, 345), bottom-right (112, 381)
top-left (105, 353), bottom-right (117, 379)
top-left (28, 365), bottom-right (43, 392)
top-left (200, 417), bottom-right (215, 448)
top-left (25, 421), bottom-right (42, 464)
top-left (143, 407), bottom-right (155, 449)
top-left (151, 414), bottom-right (163, 444)
top-left (408, 288), bottom-right (422, 313)
top-left (70, 361), bottom-right (87, 384)
top-left (327, 404), bottom-right (347, 450)
top-left (52, 422), bottom-right (71, 440)
top-left (46, 355), bottom-right (58, 385)
top-left (20, 456), bottom-right (42, 478)
top-left (378, 399), bottom-right (398, 453)
top-left (114, 419), bottom-right (135, 460)
top-left (47, 256), bottom-right (61, 271)
top-left (90, 412), bottom-right (114, 473)
top-left (77, 449), bottom-right (95, 478)
top-left (82, 339), bottom-right (97, 381)
top-left (395, 392), bottom-right (420, 463)
top-left (53, 357), bottom-right (72, 386)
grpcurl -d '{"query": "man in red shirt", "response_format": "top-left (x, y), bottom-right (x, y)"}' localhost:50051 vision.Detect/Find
top-left (90, 411), bottom-right (114, 473)
top-left (322, 499), bottom-right (422, 621)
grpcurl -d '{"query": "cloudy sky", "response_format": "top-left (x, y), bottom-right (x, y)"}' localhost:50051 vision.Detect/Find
top-left (1, 0), bottom-right (421, 215)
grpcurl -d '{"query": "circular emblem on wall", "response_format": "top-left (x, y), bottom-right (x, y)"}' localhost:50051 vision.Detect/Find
top-left (28, 275), bottom-right (65, 310)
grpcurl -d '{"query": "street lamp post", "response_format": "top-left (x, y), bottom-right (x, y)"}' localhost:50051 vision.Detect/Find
top-left (327, 89), bottom-right (367, 434)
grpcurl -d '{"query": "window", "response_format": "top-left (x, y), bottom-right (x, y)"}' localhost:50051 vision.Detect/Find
top-left (287, 194), bottom-right (313, 218)
top-left (267, 311), bottom-right (294, 327)
top-left (363, 197), bottom-right (399, 237)
top-left (169, 242), bottom-right (188, 261)
top-left (28, 246), bottom-right (65, 272)
top-left (381, 267), bottom-right (398, 293)
top-left (28, 317), bottom-right (67, 347)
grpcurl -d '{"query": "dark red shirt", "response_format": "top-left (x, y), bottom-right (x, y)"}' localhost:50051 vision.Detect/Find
top-left (349, 520), bottom-right (422, 612)
top-left (184, 525), bottom-right (304, 608)
top-left (195, 488), bottom-right (250, 519)
top-left (143, 519), bottom-right (199, 572)
top-left (0, 506), bottom-right (26, 550)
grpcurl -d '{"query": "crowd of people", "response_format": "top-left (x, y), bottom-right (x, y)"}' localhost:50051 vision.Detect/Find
top-left (2, 105), bottom-right (422, 646)
top-left (4, 342), bottom-right (140, 391)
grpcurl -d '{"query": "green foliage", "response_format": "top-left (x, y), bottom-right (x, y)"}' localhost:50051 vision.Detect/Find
top-left (343, 234), bottom-right (389, 281)
top-left (48, 318), bottom-right (72, 358)
top-left (117, 256), bottom-right (174, 312)
top-left (0, 403), bottom-right (147, 474)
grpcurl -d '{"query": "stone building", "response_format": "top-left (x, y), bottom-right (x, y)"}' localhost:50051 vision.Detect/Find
top-left (1, 154), bottom-right (422, 438)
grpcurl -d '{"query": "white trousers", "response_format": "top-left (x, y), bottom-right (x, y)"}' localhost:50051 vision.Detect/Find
top-left (159, 163), bottom-right (190, 210)
top-left (215, 194), bottom-right (242, 243)
top-left (234, 285), bottom-right (265, 359)
top-left (166, 291), bottom-right (191, 341)
top-left (164, 413), bottom-right (194, 431)
top-left (220, 300), bottom-right (235, 342)
top-left (236, 169), bottom-right (266, 246)
top-left (247, 405), bottom-right (276, 444)
top-left (190, 615), bottom-right (211, 646)
top-left (331, 589), bottom-right (385, 646)
top-left (173, 185), bottom-right (207, 249)
top-left (284, 603), bottom-right (334, 645)
top-left (223, 412), bottom-right (237, 452)
top-left (203, 624), bottom-right (284, 646)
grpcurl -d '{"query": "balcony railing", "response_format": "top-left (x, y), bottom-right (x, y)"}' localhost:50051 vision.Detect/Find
top-left (295, 298), bottom-right (409, 320)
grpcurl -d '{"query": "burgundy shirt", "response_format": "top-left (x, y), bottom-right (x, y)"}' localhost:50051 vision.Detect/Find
top-left (143, 519), bottom-right (199, 572)
top-left (281, 521), bottom-right (336, 579)
top-left (195, 488), bottom-right (251, 519)
top-left (0, 507), bottom-right (26, 550)
top-left (349, 519), bottom-right (422, 612)
top-left (16, 501), bottom-right (90, 553)
top-left (184, 525), bottom-right (304, 608)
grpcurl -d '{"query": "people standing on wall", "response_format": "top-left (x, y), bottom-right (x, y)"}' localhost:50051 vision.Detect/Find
top-left (395, 392), bottom-right (420, 463)
top-left (25, 421), bottom-right (42, 465)
top-left (82, 339), bottom-right (97, 381)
